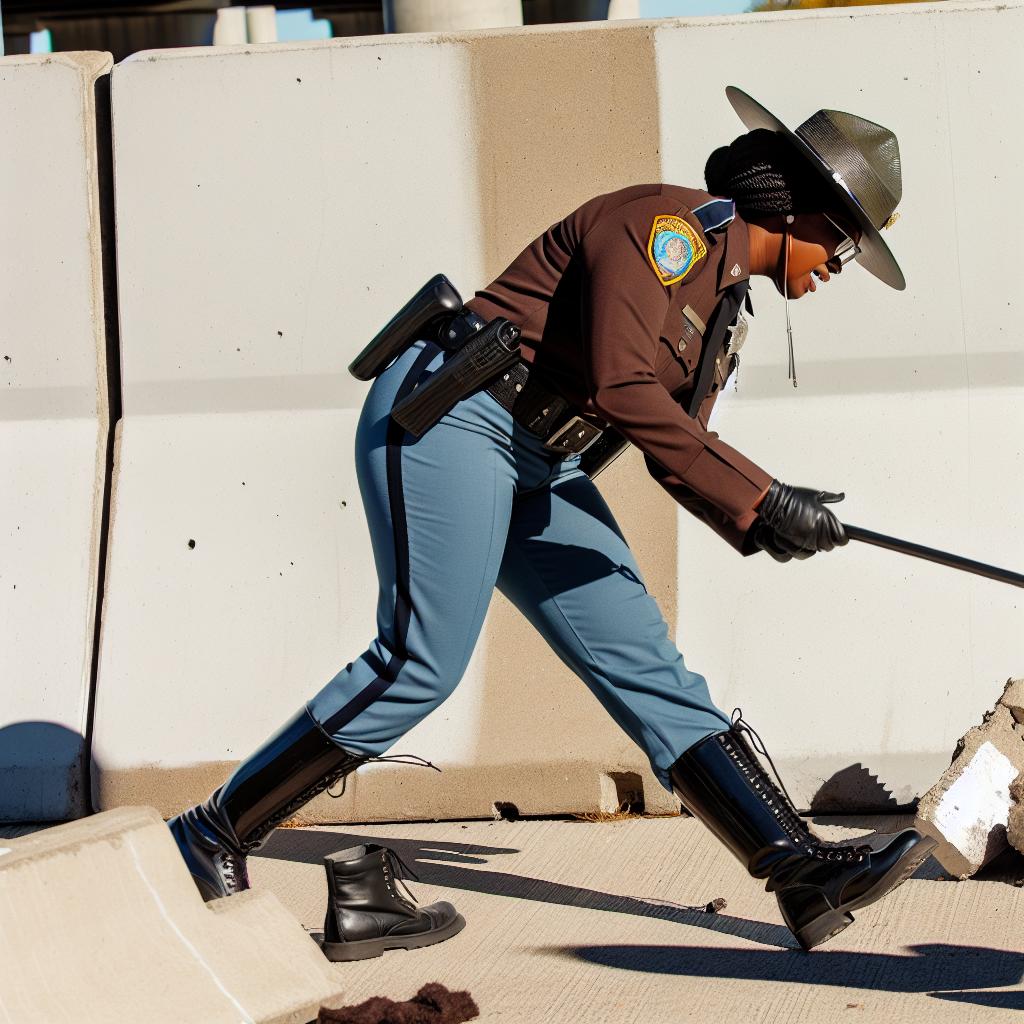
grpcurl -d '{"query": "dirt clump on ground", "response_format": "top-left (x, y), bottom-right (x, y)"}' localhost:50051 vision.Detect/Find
top-left (318, 983), bottom-right (479, 1024)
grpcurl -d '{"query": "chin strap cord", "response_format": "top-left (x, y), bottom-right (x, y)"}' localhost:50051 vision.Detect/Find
top-left (782, 226), bottom-right (797, 388)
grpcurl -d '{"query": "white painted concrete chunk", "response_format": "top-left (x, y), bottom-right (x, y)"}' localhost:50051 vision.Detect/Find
top-left (917, 680), bottom-right (1024, 877)
top-left (0, 807), bottom-right (344, 1024)
top-left (0, 52), bottom-right (113, 821)
top-left (928, 741), bottom-right (1016, 865)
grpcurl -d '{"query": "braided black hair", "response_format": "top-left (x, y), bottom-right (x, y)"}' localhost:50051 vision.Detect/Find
top-left (705, 128), bottom-right (839, 219)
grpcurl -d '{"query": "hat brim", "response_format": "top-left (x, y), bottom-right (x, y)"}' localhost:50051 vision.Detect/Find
top-left (725, 85), bottom-right (905, 291)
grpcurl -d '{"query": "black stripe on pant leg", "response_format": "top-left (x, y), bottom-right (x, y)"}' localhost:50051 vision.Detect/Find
top-left (321, 342), bottom-right (440, 734)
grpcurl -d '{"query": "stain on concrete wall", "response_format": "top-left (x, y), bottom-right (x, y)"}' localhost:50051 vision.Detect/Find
top-left (466, 23), bottom-right (680, 811)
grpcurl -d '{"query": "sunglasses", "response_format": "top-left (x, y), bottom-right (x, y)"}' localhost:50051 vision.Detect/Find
top-left (823, 213), bottom-right (862, 271)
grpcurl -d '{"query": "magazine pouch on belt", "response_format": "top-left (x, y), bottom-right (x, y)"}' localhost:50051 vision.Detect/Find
top-left (391, 318), bottom-right (522, 437)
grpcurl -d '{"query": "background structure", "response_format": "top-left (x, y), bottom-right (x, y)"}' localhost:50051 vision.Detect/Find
top-left (1, 0), bottom-right (1021, 824)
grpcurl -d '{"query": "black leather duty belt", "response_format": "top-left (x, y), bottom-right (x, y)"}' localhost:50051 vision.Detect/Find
top-left (446, 310), bottom-right (605, 457)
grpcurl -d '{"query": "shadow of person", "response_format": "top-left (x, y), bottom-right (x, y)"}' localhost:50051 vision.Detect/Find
top-left (0, 720), bottom-right (86, 823)
top-left (549, 942), bottom-right (1023, 996)
top-left (258, 827), bottom-right (794, 948)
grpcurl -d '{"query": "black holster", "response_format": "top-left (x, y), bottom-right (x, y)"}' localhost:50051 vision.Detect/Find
top-left (348, 273), bottom-right (626, 466)
top-left (348, 274), bottom-right (463, 381)
top-left (348, 273), bottom-right (522, 438)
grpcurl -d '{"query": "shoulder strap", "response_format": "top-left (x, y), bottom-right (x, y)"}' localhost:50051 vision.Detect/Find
top-left (690, 198), bottom-right (736, 236)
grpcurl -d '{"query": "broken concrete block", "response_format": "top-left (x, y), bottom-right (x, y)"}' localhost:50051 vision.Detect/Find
top-left (1001, 678), bottom-right (1024, 724)
top-left (916, 679), bottom-right (1024, 878)
top-left (0, 806), bottom-right (344, 1024)
top-left (1008, 774), bottom-right (1024, 856)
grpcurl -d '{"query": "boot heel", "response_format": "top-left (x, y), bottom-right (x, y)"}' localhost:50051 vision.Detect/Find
top-left (777, 887), bottom-right (855, 951)
top-left (321, 936), bottom-right (389, 962)
top-left (319, 914), bottom-right (466, 962)
top-left (793, 908), bottom-right (854, 951)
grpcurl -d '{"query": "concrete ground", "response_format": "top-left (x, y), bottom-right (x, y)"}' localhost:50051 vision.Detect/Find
top-left (252, 814), bottom-right (1024, 1024)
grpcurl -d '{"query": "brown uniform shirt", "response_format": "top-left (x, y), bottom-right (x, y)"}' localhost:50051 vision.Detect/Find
top-left (466, 183), bottom-right (774, 553)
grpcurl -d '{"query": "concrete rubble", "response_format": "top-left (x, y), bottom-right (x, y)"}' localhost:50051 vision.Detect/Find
top-left (0, 806), bottom-right (345, 1024)
top-left (1009, 775), bottom-right (1024, 856)
top-left (916, 677), bottom-right (1024, 878)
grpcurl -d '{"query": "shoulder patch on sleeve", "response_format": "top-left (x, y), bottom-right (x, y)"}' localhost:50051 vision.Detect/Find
top-left (646, 214), bottom-right (707, 286)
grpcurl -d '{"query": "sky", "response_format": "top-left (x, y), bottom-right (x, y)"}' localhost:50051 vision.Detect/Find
top-left (637, 0), bottom-right (754, 15)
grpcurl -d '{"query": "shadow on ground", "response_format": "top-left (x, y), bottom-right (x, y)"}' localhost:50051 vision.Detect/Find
top-left (971, 846), bottom-right (1024, 886)
top-left (809, 764), bottom-right (901, 813)
top-left (930, 989), bottom-right (1024, 1010)
top-left (549, 942), bottom-right (1023, 1003)
top-left (258, 827), bottom-right (795, 948)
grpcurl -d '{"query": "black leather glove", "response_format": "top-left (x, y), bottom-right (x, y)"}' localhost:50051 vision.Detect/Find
top-left (753, 480), bottom-right (848, 563)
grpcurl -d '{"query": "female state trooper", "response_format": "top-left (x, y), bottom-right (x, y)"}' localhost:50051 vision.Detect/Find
top-left (169, 86), bottom-right (935, 953)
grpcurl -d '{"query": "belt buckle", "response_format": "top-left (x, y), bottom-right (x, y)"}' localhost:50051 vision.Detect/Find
top-left (543, 415), bottom-right (602, 456)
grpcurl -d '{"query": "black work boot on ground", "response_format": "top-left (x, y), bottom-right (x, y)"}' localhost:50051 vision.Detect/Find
top-left (167, 705), bottom-right (368, 901)
top-left (317, 844), bottom-right (465, 961)
top-left (669, 714), bottom-right (936, 951)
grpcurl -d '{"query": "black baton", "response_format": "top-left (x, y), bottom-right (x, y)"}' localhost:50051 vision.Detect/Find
top-left (845, 524), bottom-right (1024, 590)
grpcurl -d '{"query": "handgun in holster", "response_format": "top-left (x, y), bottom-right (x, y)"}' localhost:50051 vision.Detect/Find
top-left (348, 274), bottom-right (522, 438)
top-left (348, 274), bottom-right (464, 381)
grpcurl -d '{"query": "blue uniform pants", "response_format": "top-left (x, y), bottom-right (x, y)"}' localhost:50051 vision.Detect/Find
top-left (307, 339), bottom-right (731, 791)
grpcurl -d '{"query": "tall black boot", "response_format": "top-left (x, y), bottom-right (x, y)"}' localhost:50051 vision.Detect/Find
top-left (167, 705), bottom-right (368, 901)
top-left (669, 715), bottom-right (936, 950)
top-left (318, 844), bottom-right (465, 961)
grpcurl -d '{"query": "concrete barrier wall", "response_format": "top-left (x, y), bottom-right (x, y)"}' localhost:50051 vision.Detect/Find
top-left (80, 0), bottom-right (1023, 820)
top-left (0, 52), bottom-right (113, 820)
top-left (90, 23), bottom-right (684, 821)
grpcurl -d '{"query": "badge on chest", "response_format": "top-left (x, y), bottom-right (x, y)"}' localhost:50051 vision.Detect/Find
top-left (647, 215), bottom-right (707, 286)
top-left (679, 304), bottom-right (706, 350)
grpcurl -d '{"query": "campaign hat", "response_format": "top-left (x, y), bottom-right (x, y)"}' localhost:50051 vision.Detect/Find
top-left (726, 85), bottom-right (905, 291)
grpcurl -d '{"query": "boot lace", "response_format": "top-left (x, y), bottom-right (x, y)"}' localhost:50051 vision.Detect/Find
top-left (381, 847), bottom-right (422, 906)
top-left (216, 849), bottom-right (245, 891)
top-left (729, 709), bottom-right (871, 863)
top-left (237, 753), bottom-right (441, 855)
top-left (326, 752), bottom-right (441, 799)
